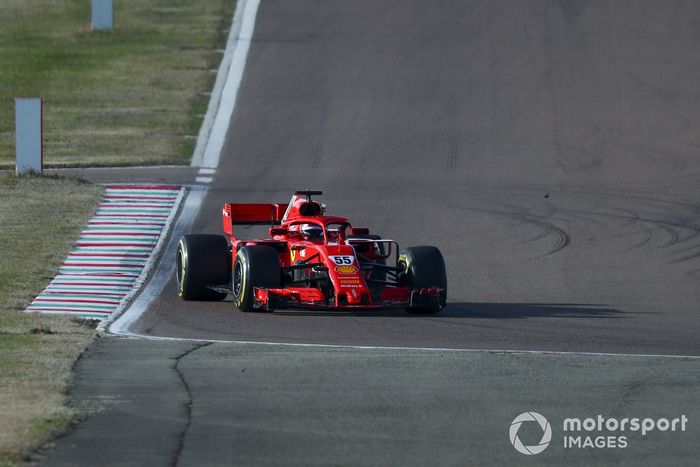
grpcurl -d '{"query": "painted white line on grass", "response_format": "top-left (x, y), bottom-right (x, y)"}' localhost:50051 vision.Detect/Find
top-left (45, 165), bottom-right (194, 171)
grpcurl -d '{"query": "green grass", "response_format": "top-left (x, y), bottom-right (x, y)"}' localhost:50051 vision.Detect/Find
top-left (0, 174), bottom-right (102, 462)
top-left (0, 1), bottom-right (236, 460)
top-left (0, 0), bottom-right (235, 168)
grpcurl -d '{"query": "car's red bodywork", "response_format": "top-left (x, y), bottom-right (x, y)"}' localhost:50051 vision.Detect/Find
top-left (221, 191), bottom-right (443, 311)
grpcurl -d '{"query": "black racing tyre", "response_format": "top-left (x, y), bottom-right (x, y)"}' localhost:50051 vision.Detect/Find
top-left (399, 246), bottom-right (447, 314)
top-left (352, 234), bottom-right (387, 282)
top-left (176, 234), bottom-right (230, 301)
top-left (231, 246), bottom-right (282, 312)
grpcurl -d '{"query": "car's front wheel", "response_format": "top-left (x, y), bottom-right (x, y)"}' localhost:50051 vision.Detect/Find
top-left (232, 246), bottom-right (282, 312)
top-left (399, 246), bottom-right (447, 314)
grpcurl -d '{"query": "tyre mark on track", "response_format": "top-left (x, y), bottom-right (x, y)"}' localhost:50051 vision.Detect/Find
top-left (656, 223), bottom-right (680, 248)
top-left (406, 187), bottom-right (700, 263)
top-left (491, 201), bottom-right (571, 256)
top-left (309, 98), bottom-right (329, 171)
top-left (670, 250), bottom-right (700, 264)
top-left (514, 214), bottom-right (570, 256)
top-left (464, 204), bottom-right (572, 257)
top-left (446, 133), bottom-right (459, 170)
top-left (554, 206), bottom-right (699, 253)
top-left (309, 136), bottom-right (324, 171)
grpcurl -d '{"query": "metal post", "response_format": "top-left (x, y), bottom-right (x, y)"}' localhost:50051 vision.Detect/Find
top-left (15, 98), bottom-right (43, 176)
top-left (91, 0), bottom-right (113, 31)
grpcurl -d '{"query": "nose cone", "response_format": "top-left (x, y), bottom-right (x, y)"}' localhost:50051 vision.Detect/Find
top-left (324, 246), bottom-right (373, 306)
top-left (330, 262), bottom-right (371, 305)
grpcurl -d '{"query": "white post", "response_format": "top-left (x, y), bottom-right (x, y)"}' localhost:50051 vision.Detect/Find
top-left (15, 98), bottom-right (43, 176)
top-left (91, 0), bottom-right (113, 31)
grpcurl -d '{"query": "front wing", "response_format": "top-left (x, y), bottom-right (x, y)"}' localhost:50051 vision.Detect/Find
top-left (253, 286), bottom-right (444, 311)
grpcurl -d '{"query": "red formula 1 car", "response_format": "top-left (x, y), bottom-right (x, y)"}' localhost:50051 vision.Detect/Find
top-left (176, 191), bottom-right (447, 313)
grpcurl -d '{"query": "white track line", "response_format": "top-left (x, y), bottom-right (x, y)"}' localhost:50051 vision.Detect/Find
top-left (108, 332), bottom-right (700, 359)
top-left (192, 0), bottom-right (261, 169)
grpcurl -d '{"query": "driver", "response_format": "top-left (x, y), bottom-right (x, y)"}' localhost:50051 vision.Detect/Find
top-left (300, 224), bottom-right (324, 242)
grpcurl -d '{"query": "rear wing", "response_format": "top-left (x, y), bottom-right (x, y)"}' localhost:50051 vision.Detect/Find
top-left (222, 203), bottom-right (286, 237)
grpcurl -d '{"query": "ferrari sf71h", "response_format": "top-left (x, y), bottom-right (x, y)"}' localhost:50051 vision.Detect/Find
top-left (176, 191), bottom-right (447, 314)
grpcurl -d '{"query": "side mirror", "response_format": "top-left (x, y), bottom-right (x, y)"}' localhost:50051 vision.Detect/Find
top-left (270, 227), bottom-right (287, 236)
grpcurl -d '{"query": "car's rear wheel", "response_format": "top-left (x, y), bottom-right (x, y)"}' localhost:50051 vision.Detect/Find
top-left (176, 234), bottom-right (229, 301)
top-left (399, 246), bottom-right (447, 314)
top-left (232, 246), bottom-right (282, 312)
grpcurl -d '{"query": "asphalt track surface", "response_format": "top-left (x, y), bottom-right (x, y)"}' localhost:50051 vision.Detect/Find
top-left (41, 1), bottom-right (700, 465)
top-left (137, 0), bottom-right (700, 355)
